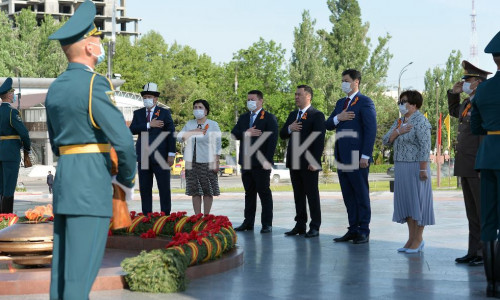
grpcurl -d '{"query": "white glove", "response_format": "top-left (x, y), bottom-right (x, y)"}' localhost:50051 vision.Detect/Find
top-left (111, 175), bottom-right (134, 203)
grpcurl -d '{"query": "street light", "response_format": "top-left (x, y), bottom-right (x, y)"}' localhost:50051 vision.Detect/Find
top-left (398, 62), bottom-right (413, 99)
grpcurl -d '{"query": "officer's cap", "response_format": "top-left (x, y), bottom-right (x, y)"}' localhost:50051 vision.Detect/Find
top-left (462, 60), bottom-right (491, 80)
top-left (0, 78), bottom-right (13, 96)
top-left (485, 31), bottom-right (500, 56)
top-left (141, 83), bottom-right (160, 97)
top-left (49, 0), bottom-right (102, 46)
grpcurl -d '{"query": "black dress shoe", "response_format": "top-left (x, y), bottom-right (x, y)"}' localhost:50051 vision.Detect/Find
top-left (260, 225), bottom-right (272, 233)
top-left (455, 254), bottom-right (476, 264)
top-left (333, 231), bottom-right (358, 242)
top-left (305, 229), bottom-right (319, 238)
top-left (468, 256), bottom-right (484, 266)
top-left (234, 223), bottom-right (254, 232)
top-left (284, 227), bottom-right (306, 236)
top-left (353, 234), bottom-right (369, 244)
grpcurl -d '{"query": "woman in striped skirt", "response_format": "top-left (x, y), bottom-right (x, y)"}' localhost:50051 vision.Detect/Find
top-left (177, 99), bottom-right (221, 215)
top-left (383, 90), bottom-right (435, 253)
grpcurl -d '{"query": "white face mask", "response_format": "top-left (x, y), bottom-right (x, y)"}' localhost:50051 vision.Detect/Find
top-left (193, 109), bottom-right (205, 119)
top-left (341, 82), bottom-right (352, 94)
top-left (462, 82), bottom-right (474, 95)
top-left (143, 98), bottom-right (154, 108)
top-left (247, 100), bottom-right (257, 111)
top-left (399, 104), bottom-right (408, 115)
top-left (89, 42), bottom-right (105, 65)
top-left (12, 93), bottom-right (17, 103)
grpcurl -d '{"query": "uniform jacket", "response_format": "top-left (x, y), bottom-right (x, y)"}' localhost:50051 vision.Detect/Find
top-left (471, 71), bottom-right (500, 170)
top-left (232, 109), bottom-right (278, 169)
top-left (0, 103), bottom-right (30, 162)
top-left (45, 63), bottom-right (137, 217)
top-left (448, 91), bottom-right (481, 177)
top-left (280, 106), bottom-right (325, 170)
top-left (129, 106), bottom-right (175, 164)
top-left (326, 93), bottom-right (377, 166)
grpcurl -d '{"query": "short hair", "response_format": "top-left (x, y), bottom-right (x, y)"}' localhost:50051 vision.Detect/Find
top-left (400, 90), bottom-right (423, 109)
top-left (248, 90), bottom-right (264, 99)
top-left (192, 99), bottom-right (210, 115)
top-left (342, 69), bottom-right (362, 84)
top-left (297, 84), bottom-right (313, 100)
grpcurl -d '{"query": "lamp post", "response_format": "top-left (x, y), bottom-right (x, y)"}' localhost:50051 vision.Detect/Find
top-left (435, 79), bottom-right (441, 187)
top-left (398, 62), bottom-right (413, 99)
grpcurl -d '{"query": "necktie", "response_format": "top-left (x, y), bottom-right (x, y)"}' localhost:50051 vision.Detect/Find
top-left (146, 109), bottom-right (151, 122)
top-left (297, 110), bottom-right (303, 122)
top-left (249, 113), bottom-right (256, 127)
top-left (343, 98), bottom-right (350, 110)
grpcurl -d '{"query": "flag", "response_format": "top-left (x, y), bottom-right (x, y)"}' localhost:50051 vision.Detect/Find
top-left (444, 114), bottom-right (451, 149)
top-left (437, 113), bottom-right (442, 147)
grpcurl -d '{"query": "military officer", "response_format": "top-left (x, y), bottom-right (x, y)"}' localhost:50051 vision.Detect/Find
top-left (0, 77), bottom-right (31, 213)
top-left (448, 60), bottom-right (491, 266)
top-left (45, 1), bottom-right (136, 299)
top-left (471, 30), bottom-right (500, 298)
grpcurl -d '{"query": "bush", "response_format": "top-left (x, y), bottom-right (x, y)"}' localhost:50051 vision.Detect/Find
top-left (369, 163), bottom-right (392, 173)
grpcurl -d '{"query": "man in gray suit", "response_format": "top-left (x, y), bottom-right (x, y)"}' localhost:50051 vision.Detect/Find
top-left (447, 60), bottom-right (491, 266)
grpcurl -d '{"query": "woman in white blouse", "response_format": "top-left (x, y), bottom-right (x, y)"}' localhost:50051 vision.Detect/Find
top-left (177, 99), bottom-right (222, 215)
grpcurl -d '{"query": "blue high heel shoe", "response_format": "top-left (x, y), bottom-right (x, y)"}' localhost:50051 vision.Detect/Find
top-left (397, 247), bottom-right (408, 252)
top-left (405, 241), bottom-right (425, 253)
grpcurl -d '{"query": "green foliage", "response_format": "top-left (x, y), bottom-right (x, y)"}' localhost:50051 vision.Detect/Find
top-left (422, 50), bottom-right (463, 150)
top-left (121, 249), bottom-right (189, 293)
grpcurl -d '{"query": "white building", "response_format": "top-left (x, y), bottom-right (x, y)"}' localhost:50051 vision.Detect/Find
top-left (0, 0), bottom-right (140, 40)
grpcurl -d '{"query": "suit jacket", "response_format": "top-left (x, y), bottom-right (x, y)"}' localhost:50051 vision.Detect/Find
top-left (45, 62), bottom-right (137, 217)
top-left (471, 71), bottom-right (500, 170)
top-left (325, 92), bottom-right (377, 166)
top-left (129, 106), bottom-right (176, 164)
top-left (447, 90), bottom-right (481, 177)
top-left (0, 103), bottom-right (30, 162)
top-left (47, 174), bottom-right (54, 185)
top-left (280, 106), bottom-right (325, 170)
top-left (232, 109), bottom-right (278, 169)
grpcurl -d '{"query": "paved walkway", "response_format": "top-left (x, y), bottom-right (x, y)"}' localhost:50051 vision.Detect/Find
top-left (0, 190), bottom-right (489, 299)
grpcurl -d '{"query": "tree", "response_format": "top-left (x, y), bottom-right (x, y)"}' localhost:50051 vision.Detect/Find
top-left (422, 50), bottom-right (463, 152)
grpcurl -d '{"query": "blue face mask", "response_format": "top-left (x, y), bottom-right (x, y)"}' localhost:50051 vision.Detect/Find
top-left (12, 93), bottom-right (17, 103)
top-left (90, 43), bottom-right (106, 65)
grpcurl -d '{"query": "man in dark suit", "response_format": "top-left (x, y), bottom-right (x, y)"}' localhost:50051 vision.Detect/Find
top-left (47, 171), bottom-right (54, 194)
top-left (471, 30), bottom-right (500, 297)
top-left (326, 69), bottom-right (377, 244)
top-left (232, 90), bottom-right (278, 233)
top-left (130, 83), bottom-right (175, 215)
top-left (448, 60), bottom-right (491, 266)
top-left (280, 85), bottom-right (325, 238)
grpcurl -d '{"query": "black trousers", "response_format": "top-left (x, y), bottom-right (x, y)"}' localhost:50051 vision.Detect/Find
top-left (138, 162), bottom-right (171, 215)
top-left (461, 176), bottom-right (482, 256)
top-left (241, 168), bottom-right (273, 226)
top-left (290, 169), bottom-right (321, 230)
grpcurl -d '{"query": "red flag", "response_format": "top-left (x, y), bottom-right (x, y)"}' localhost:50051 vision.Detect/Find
top-left (437, 113), bottom-right (442, 146)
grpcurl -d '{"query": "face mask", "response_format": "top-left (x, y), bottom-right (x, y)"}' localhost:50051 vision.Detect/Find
top-left (399, 104), bottom-right (408, 115)
top-left (12, 93), bottom-right (17, 104)
top-left (247, 100), bottom-right (257, 111)
top-left (462, 82), bottom-right (474, 95)
top-left (193, 109), bottom-right (205, 119)
top-left (143, 98), bottom-right (154, 108)
top-left (90, 43), bottom-right (105, 65)
top-left (341, 82), bottom-right (352, 94)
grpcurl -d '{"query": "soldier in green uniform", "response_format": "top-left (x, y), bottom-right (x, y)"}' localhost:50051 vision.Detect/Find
top-left (448, 60), bottom-right (491, 266)
top-left (471, 30), bottom-right (500, 298)
top-left (0, 77), bottom-right (31, 214)
top-left (45, 1), bottom-right (136, 299)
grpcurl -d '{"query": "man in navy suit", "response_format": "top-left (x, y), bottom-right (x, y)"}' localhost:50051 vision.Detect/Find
top-left (326, 69), bottom-right (377, 244)
top-left (130, 82), bottom-right (175, 215)
top-left (280, 85), bottom-right (325, 238)
top-left (232, 90), bottom-right (278, 234)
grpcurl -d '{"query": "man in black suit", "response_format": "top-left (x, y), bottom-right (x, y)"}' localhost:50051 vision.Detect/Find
top-left (280, 85), bottom-right (325, 238)
top-left (47, 171), bottom-right (54, 194)
top-left (130, 82), bottom-right (175, 215)
top-left (232, 90), bottom-right (278, 233)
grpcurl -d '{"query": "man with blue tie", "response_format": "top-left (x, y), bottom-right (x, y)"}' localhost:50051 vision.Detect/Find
top-left (130, 83), bottom-right (176, 215)
top-left (232, 90), bottom-right (278, 233)
top-left (326, 69), bottom-right (377, 244)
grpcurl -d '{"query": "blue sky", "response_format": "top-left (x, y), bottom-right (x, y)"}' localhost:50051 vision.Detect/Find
top-left (126, 0), bottom-right (500, 91)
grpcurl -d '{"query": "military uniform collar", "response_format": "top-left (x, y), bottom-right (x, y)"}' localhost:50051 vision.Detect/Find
top-left (67, 62), bottom-right (93, 72)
